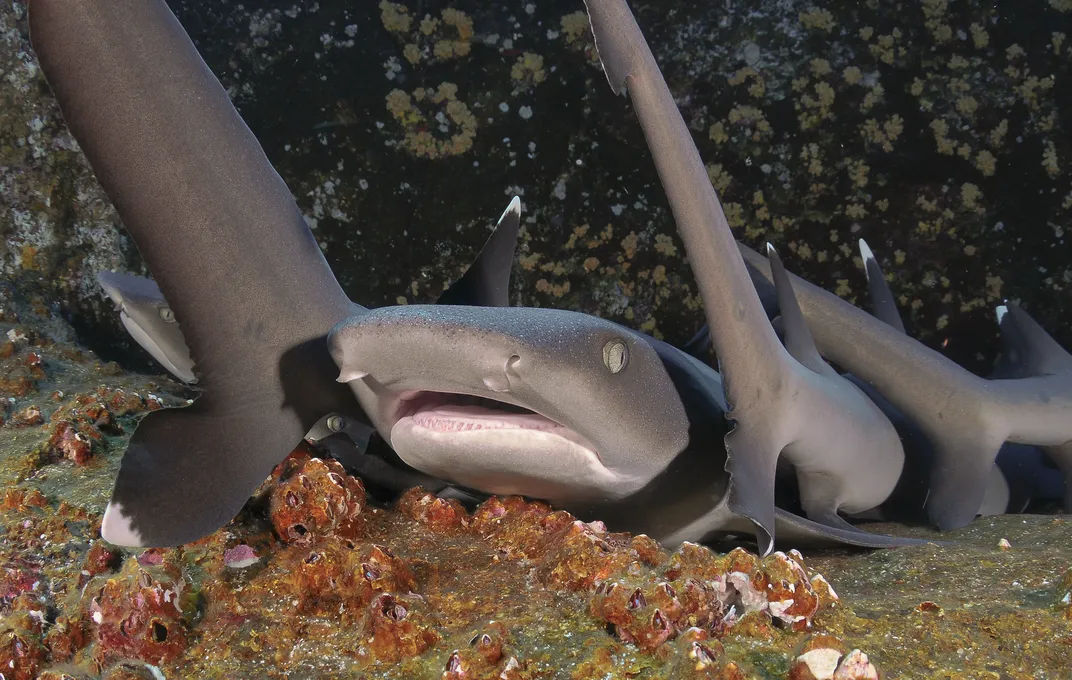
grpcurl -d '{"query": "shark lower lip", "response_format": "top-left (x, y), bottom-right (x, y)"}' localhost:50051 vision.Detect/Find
top-left (382, 390), bottom-right (633, 502)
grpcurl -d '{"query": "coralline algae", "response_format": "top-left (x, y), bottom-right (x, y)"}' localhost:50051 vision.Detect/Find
top-left (0, 294), bottom-right (1068, 677)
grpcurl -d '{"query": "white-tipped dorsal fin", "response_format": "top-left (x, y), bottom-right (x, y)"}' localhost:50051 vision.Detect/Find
top-left (858, 239), bottom-right (906, 334)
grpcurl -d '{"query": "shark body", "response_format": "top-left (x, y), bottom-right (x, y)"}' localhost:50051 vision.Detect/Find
top-left (33, 0), bottom-right (1062, 552)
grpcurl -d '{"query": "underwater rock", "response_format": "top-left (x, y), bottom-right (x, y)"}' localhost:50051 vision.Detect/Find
top-left (0, 593), bottom-right (48, 680)
top-left (83, 558), bottom-right (191, 666)
top-left (268, 453), bottom-right (368, 543)
top-left (1059, 567), bottom-right (1072, 621)
top-left (0, 302), bottom-right (1069, 676)
top-left (396, 487), bottom-right (469, 533)
top-left (3, 0), bottom-right (1070, 374)
top-left (280, 538), bottom-right (418, 622)
top-left (355, 592), bottom-right (439, 664)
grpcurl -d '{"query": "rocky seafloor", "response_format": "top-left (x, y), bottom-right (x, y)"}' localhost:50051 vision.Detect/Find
top-left (1, 0), bottom-right (1072, 677)
top-left (0, 261), bottom-right (1069, 679)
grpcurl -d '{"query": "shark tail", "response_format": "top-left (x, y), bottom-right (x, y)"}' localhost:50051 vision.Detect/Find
top-left (30, 0), bottom-right (363, 546)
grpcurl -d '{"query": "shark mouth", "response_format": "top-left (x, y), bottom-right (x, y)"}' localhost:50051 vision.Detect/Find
top-left (385, 390), bottom-right (635, 502)
top-left (394, 391), bottom-right (570, 435)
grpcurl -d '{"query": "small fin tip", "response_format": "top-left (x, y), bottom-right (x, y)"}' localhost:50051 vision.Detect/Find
top-left (336, 369), bottom-right (369, 383)
top-left (858, 239), bottom-right (875, 281)
top-left (858, 238), bottom-right (875, 262)
top-left (101, 501), bottom-right (147, 548)
top-left (995, 305), bottom-right (1008, 325)
top-left (496, 196), bottom-right (522, 226)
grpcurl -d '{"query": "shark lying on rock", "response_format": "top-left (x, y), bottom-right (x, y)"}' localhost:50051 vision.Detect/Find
top-left (35, 0), bottom-right (912, 551)
top-left (34, 0), bottom-right (1055, 552)
top-left (737, 241), bottom-right (1072, 529)
top-left (583, 0), bottom-right (918, 550)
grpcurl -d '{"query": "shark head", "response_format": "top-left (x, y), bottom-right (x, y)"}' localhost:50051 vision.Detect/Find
top-left (97, 271), bottom-right (197, 384)
top-left (329, 304), bottom-right (691, 503)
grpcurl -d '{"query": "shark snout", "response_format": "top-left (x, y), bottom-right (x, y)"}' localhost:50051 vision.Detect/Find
top-left (328, 306), bottom-right (533, 394)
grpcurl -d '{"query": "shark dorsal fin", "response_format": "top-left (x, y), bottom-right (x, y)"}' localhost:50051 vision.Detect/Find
top-left (992, 303), bottom-right (1072, 378)
top-left (437, 197), bottom-right (521, 307)
top-left (859, 239), bottom-right (906, 334)
top-left (766, 243), bottom-right (835, 377)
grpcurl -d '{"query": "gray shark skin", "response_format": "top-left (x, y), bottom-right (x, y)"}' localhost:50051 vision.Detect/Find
top-left (329, 304), bottom-right (926, 550)
top-left (852, 243), bottom-right (1067, 517)
top-left (97, 271), bottom-right (197, 384)
top-left (583, 0), bottom-right (906, 552)
top-left (858, 240), bottom-right (907, 334)
top-left (991, 304), bottom-right (1072, 511)
top-left (437, 197), bottom-right (522, 307)
top-left (331, 305), bottom-right (693, 504)
top-left (737, 242), bottom-right (1072, 530)
top-left (29, 0), bottom-right (367, 547)
top-left (35, 0), bottom-right (931, 551)
top-left (100, 199), bottom-right (526, 501)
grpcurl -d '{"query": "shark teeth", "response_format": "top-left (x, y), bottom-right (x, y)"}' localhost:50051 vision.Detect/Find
top-left (410, 405), bottom-right (560, 432)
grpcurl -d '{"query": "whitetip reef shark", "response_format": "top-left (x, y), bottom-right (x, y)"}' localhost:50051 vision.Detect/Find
top-left (30, 0), bottom-right (1064, 551)
top-left (737, 241), bottom-right (1072, 529)
top-left (584, 0), bottom-right (1069, 538)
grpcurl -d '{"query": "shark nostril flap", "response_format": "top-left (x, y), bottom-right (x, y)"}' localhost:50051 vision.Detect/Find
top-left (482, 374), bottom-right (510, 393)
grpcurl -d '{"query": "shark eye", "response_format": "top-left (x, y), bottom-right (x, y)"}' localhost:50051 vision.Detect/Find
top-left (158, 306), bottom-right (176, 323)
top-left (602, 339), bottom-right (628, 374)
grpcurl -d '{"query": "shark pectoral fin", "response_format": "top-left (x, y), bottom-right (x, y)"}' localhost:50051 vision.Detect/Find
top-left (925, 428), bottom-right (1005, 530)
top-left (1039, 441), bottom-right (1072, 511)
top-left (723, 423), bottom-right (781, 556)
top-left (104, 392), bottom-right (304, 547)
top-left (436, 197), bottom-right (521, 307)
top-left (858, 239), bottom-right (906, 334)
top-left (995, 303), bottom-right (1072, 377)
top-left (314, 434), bottom-right (447, 494)
top-left (773, 508), bottom-right (936, 548)
top-left (766, 244), bottom-right (837, 378)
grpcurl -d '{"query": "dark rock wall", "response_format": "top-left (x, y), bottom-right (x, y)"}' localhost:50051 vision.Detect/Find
top-left (1, 0), bottom-right (1069, 374)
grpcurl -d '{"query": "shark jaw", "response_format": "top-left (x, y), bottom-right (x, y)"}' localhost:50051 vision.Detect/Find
top-left (373, 388), bottom-right (648, 503)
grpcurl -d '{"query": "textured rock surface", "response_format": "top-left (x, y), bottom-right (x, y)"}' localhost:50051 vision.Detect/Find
top-left (0, 276), bottom-right (1068, 678)
top-left (1, 0), bottom-right (1070, 375)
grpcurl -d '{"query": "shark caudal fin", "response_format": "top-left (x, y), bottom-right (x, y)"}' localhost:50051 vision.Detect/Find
top-left (437, 197), bottom-right (522, 306)
top-left (31, 0), bottom-right (365, 546)
top-left (97, 271), bottom-right (197, 384)
top-left (772, 508), bottom-right (938, 549)
top-left (585, 0), bottom-right (786, 550)
top-left (858, 239), bottom-right (906, 334)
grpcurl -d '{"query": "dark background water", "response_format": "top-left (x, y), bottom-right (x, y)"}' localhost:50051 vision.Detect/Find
top-left (1, 0), bottom-right (1069, 374)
